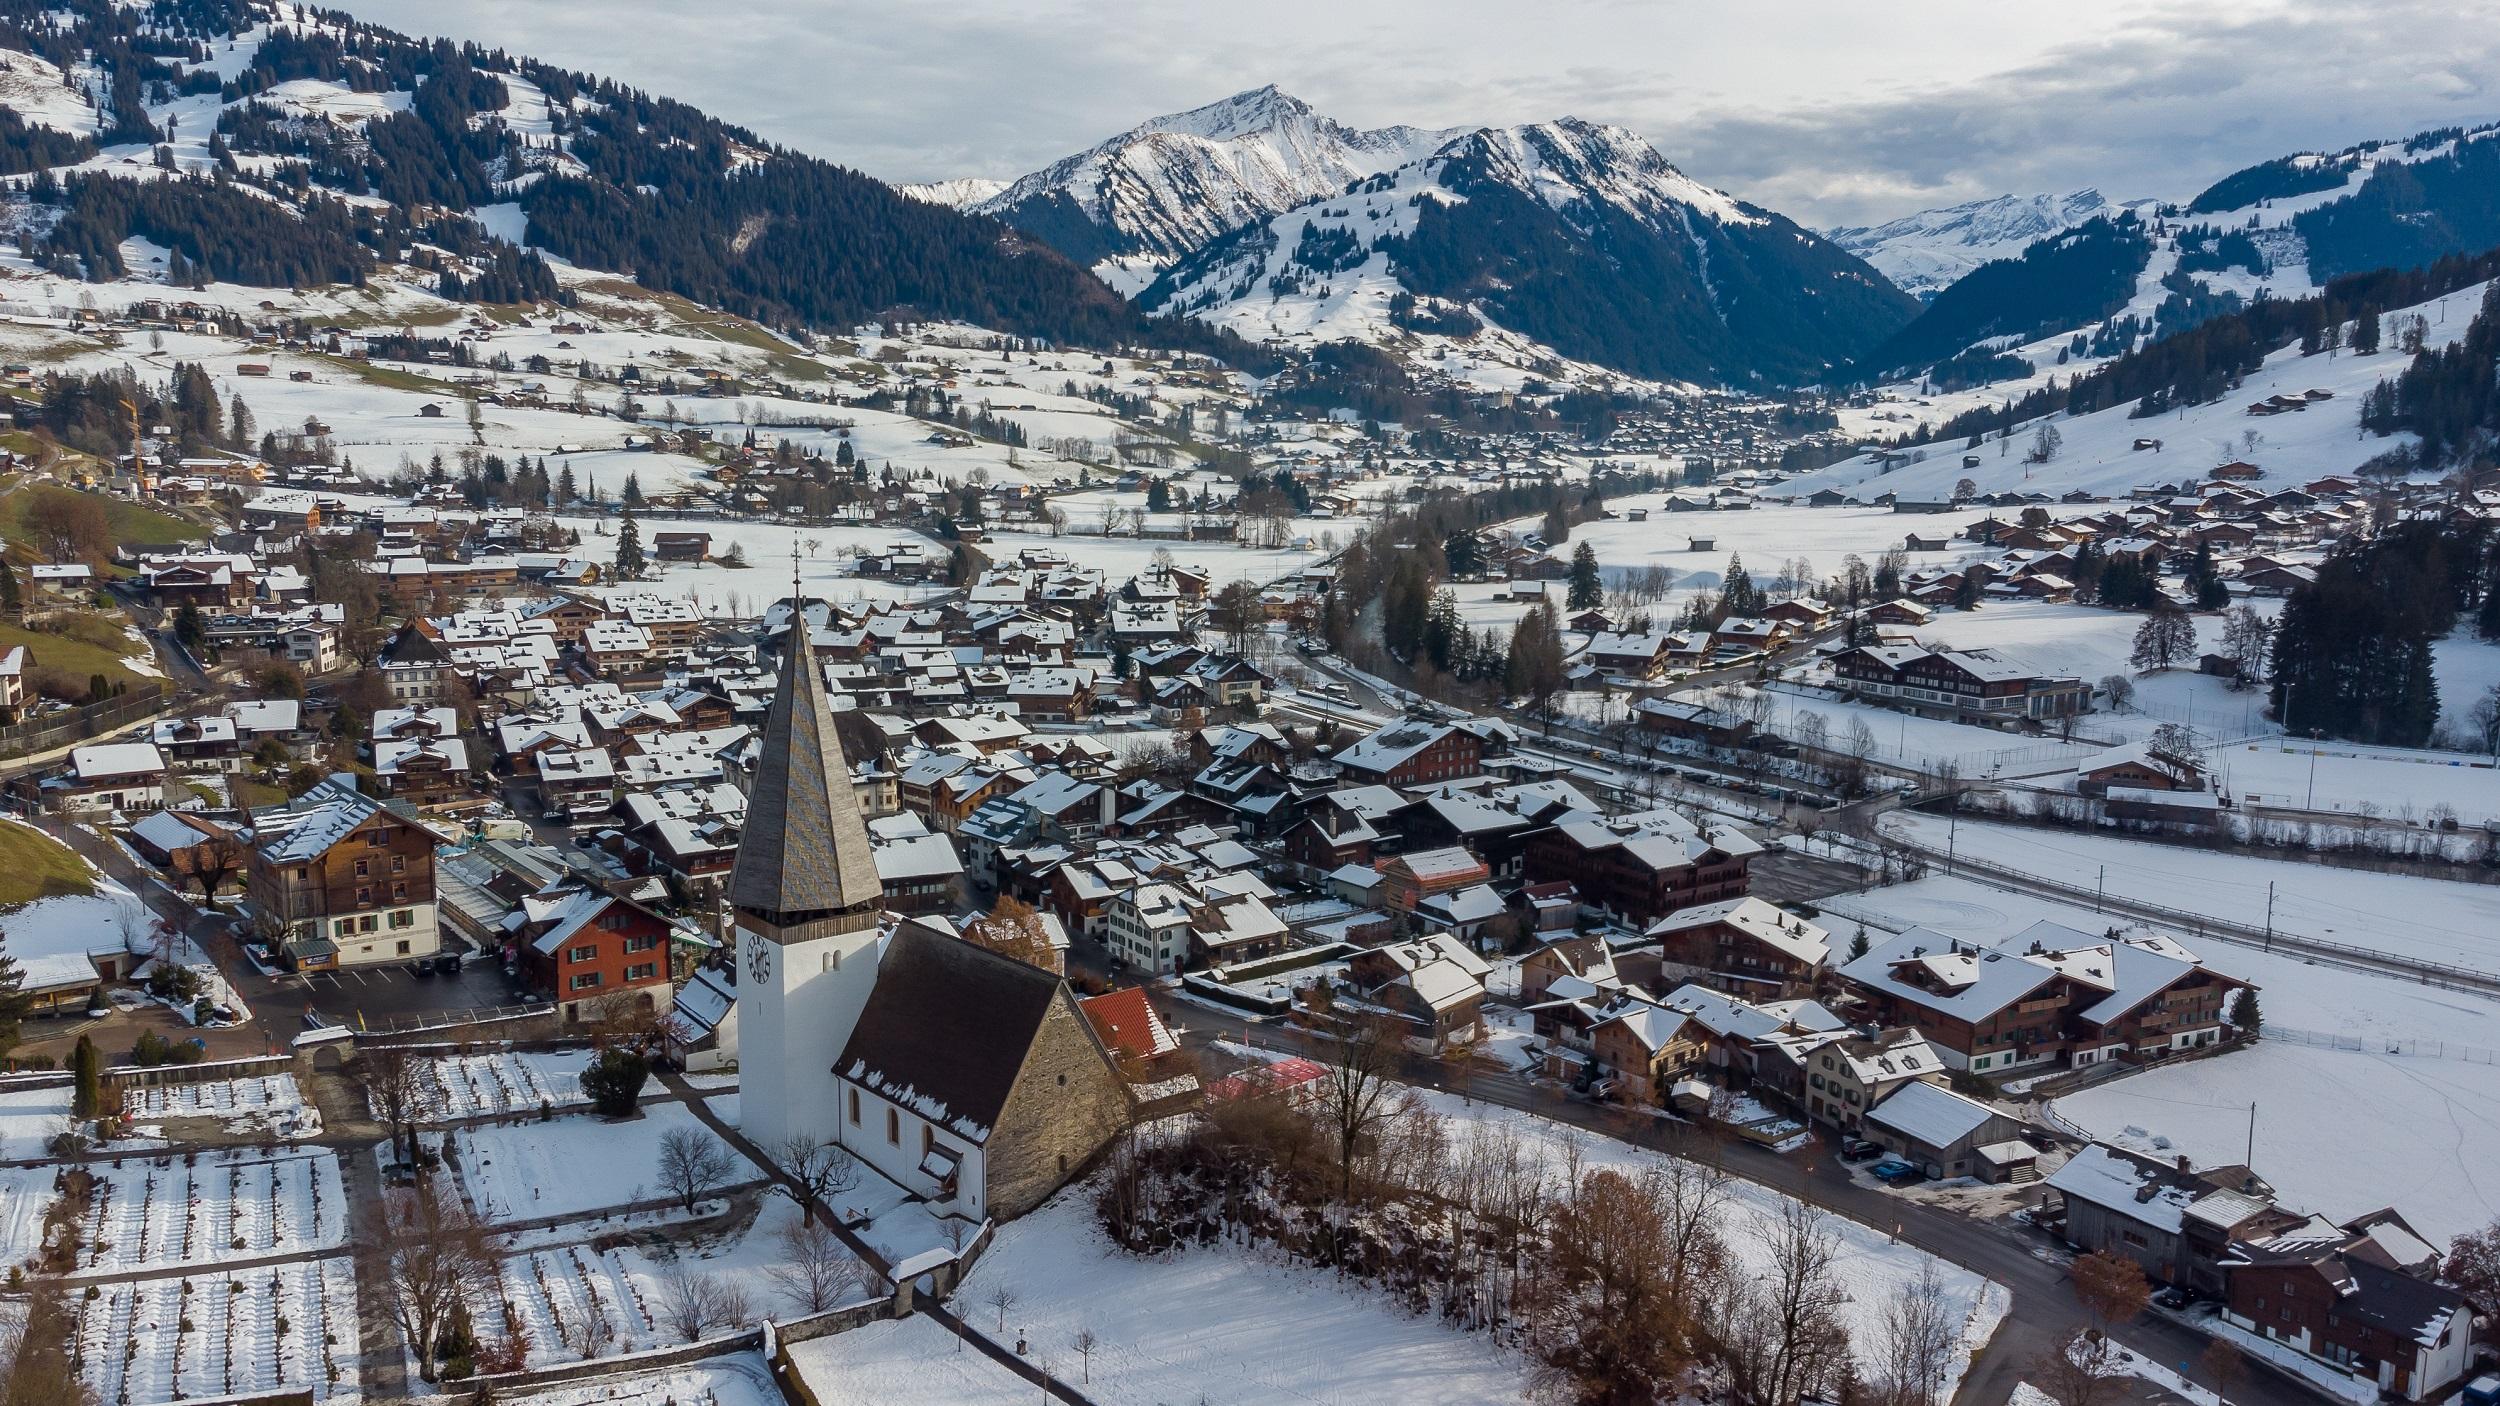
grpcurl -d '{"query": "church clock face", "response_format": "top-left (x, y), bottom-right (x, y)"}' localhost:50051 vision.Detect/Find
top-left (746, 938), bottom-right (773, 985)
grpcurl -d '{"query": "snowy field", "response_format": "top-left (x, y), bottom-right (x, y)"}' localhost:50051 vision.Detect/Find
top-left (0, 1083), bottom-right (74, 1160)
top-left (1824, 870), bottom-right (2500, 1242)
top-left (954, 1179), bottom-right (1536, 1405)
top-left (1880, 811), bottom-right (2500, 975)
top-left (787, 1316), bottom-right (1036, 1405)
top-left (394, 1049), bottom-right (602, 1122)
top-left (59, 1147), bottom-right (347, 1276)
top-left (954, 1089), bottom-right (2001, 1406)
top-left (1531, 503), bottom-right (2002, 599)
top-left (2057, 1043), bottom-right (2498, 1242)
top-left (1740, 682), bottom-right (2100, 777)
top-left (449, 1103), bottom-right (747, 1222)
top-left (75, 1256), bottom-right (358, 1406)
top-left (1903, 601), bottom-right (2286, 742)
top-left (121, 1072), bottom-right (316, 1140)
top-left (2212, 737), bottom-right (2500, 825)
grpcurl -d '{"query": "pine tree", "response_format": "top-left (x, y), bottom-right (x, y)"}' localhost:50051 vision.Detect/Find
top-left (613, 509), bottom-right (645, 580)
top-left (0, 560), bottom-right (20, 620)
top-left (555, 465), bottom-right (577, 504)
top-left (1422, 589), bottom-right (1462, 673)
top-left (622, 471), bottom-right (645, 509)
top-left (2230, 986), bottom-right (2262, 1036)
top-left (69, 1032), bottom-right (99, 1115)
top-left (1566, 542), bottom-right (1603, 611)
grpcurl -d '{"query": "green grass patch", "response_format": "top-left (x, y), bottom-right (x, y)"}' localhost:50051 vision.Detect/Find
top-left (0, 609), bottom-right (152, 694)
top-left (0, 488), bottom-right (202, 560)
top-left (231, 777), bottom-right (289, 810)
top-left (307, 353), bottom-right (463, 396)
top-left (0, 820), bottom-right (96, 909)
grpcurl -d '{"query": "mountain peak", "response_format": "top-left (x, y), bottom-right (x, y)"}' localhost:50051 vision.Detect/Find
top-left (1144, 85), bottom-right (1314, 142)
top-left (970, 89), bottom-right (1463, 267)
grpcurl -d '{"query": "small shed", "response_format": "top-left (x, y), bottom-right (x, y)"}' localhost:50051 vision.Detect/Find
top-left (1864, 1080), bottom-right (2033, 1182)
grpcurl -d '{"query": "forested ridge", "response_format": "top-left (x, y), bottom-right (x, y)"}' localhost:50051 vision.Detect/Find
top-left (0, 0), bottom-right (1265, 364)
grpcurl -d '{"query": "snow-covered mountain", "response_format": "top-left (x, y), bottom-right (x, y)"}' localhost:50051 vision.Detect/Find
top-left (1138, 116), bottom-right (1915, 387)
top-left (968, 85), bottom-right (1462, 276)
top-left (1825, 190), bottom-right (2141, 298)
top-left (899, 177), bottom-right (1009, 209)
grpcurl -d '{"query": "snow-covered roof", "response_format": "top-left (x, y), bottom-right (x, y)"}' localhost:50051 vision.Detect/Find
top-left (1646, 895), bottom-right (1828, 966)
top-left (2046, 1144), bottom-right (2195, 1234)
top-left (1865, 1079), bottom-right (2001, 1149)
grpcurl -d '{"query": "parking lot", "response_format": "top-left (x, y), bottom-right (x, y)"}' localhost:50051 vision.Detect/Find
top-left (261, 949), bottom-right (528, 1031)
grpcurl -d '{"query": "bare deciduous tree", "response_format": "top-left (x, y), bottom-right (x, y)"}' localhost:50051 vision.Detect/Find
top-left (1872, 1259), bottom-right (1960, 1406)
top-left (1316, 1014), bottom-right (1420, 1203)
top-left (1729, 1198), bottom-right (1852, 1406)
top-left (362, 1046), bottom-right (426, 1170)
top-left (774, 1133), bottom-right (863, 1209)
top-left (369, 1189), bottom-right (498, 1381)
top-left (657, 1126), bottom-right (735, 1212)
top-left (764, 1216), bottom-right (864, 1314)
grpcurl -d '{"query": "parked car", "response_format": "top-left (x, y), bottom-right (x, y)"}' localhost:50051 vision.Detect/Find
top-left (1872, 1160), bottom-right (1926, 1186)
top-left (432, 952), bottom-right (462, 975)
top-left (2154, 1286), bottom-right (2195, 1310)
top-left (1840, 1137), bottom-right (1884, 1161)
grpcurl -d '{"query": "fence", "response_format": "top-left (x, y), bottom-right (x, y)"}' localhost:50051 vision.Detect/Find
top-left (0, 683), bottom-right (170, 762)
top-left (2264, 1026), bottom-right (2499, 1066)
top-left (1919, 845), bottom-right (2500, 997)
top-left (106, 1052), bottom-right (295, 1091)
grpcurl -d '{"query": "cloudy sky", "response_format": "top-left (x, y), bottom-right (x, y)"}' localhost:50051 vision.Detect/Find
top-left (339, 0), bottom-right (2500, 228)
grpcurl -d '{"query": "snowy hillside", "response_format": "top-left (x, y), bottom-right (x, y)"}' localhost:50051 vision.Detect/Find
top-left (971, 86), bottom-right (1460, 274)
top-left (0, 48), bottom-right (101, 134)
top-left (1856, 122), bottom-right (2500, 380)
top-left (1796, 276), bottom-right (2494, 503)
top-left (1826, 190), bottom-right (2145, 297)
top-left (1140, 116), bottom-right (1914, 387)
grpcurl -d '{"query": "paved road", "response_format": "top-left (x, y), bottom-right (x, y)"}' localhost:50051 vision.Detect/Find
top-left (1154, 999), bottom-right (2334, 1406)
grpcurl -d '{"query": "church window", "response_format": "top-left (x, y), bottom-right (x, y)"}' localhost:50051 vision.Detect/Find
top-left (824, 950), bottom-right (838, 972)
top-left (885, 1108), bottom-right (899, 1144)
top-left (848, 1089), bottom-right (860, 1124)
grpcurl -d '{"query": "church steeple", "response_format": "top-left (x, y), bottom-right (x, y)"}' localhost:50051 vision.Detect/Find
top-left (728, 577), bottom-right (881, 926)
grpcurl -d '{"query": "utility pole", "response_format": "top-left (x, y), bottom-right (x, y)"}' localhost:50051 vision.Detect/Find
top-left (2264, 882), bottom-right (2275, 944)
top-left (2094, 864), bottom-right (2105, 913)
top-left (2305, 729), bottom-right (2322, 810)
top-left (2247, 1101), bottom-right (2256, 1168)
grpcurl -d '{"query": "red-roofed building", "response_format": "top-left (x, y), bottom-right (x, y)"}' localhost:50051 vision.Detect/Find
top-left (1079, 987), bottom-right (1180, 1063)
top-left (1208, 1056), bottom-right (1328, 1102)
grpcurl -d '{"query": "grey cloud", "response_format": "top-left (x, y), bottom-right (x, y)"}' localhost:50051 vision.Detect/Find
top-left (339, 0), bottom-right (2499, 229)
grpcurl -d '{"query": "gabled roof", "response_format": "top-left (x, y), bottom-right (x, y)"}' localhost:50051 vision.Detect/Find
top-left (1864, 1079), bottom-right (2000, 1149)
top-left (1080, 987), bottom-right (1179, 1062)
top-left (834, 924), bottom-right (1074, 1145)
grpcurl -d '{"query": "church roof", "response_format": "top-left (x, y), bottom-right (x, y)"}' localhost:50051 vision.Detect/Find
top-left (834, 925), bottom-right (1063, 1144)
top-left (728, 607), bottom-right (882, 919)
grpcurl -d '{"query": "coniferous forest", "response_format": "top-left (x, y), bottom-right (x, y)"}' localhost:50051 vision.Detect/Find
top-left (0, 0), bottom-right (1264, 363)
top-left (2267, 518), bottom-right (2491, 748)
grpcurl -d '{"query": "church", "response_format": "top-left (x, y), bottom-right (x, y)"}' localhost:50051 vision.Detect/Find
top-left (729, 600), bottom-right (1135, 1222)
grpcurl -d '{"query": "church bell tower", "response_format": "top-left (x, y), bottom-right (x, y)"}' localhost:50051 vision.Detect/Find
top-left (728, 574), bottom-right (885, 1152)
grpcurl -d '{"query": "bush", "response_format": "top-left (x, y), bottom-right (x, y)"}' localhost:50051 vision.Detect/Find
top-left (131, 1030), bottom-right (204, 1067)
top-left (580, 1047), bottom-right (649, 1118)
